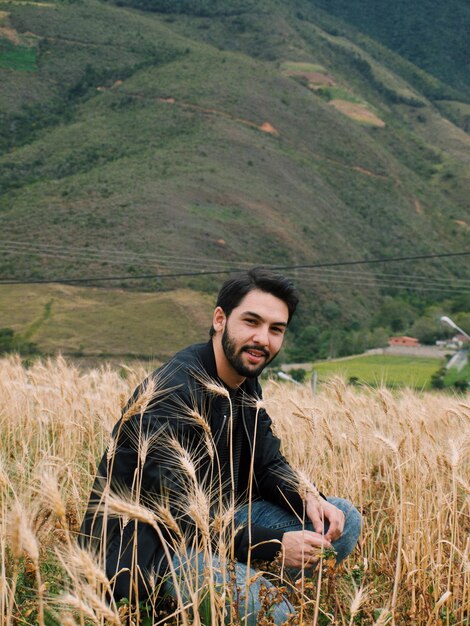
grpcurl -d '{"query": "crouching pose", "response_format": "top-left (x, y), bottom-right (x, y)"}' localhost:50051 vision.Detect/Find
top-left (80, 268), bottom-right (361, 624)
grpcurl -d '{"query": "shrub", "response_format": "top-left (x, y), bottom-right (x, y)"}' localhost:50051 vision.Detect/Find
top-left (430, 366), bottom-right (446, 389)
top-left (289, 368), bottom-right (306, 383)
top-left (453, 379), bottom-right (469, 392)
top-left (0, 327), bottom-right (38, 355)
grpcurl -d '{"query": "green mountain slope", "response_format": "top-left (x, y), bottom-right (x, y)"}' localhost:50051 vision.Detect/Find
top-left (309, 0), bottom-right (470, 98)
top-left (0, 0), bottom-right (469, 342)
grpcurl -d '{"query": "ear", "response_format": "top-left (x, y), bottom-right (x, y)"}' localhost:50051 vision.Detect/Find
top-left (212, 306), bottom-right (226, 334)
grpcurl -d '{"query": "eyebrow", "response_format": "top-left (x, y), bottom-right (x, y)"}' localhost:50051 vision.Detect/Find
top-left (242, 311), bottom-right (288, 327)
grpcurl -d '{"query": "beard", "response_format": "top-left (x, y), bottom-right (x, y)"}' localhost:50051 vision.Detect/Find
top-left (221, 326), bottom-right (276, 379)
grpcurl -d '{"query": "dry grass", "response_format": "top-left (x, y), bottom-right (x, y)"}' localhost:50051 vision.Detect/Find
top-left (328, 100), bottom-right (385, 127)
top-left (0, 355), bottom-right (469, 625)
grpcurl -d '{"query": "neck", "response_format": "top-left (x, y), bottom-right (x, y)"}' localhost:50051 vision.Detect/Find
top-left (212, 336), bottom-right (245, 389)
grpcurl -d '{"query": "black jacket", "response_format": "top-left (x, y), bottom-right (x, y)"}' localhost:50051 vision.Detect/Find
top-left (80, 341), bottom-right (309, 571)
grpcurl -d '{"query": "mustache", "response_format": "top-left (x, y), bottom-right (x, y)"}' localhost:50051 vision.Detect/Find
top-left (242, 345), bottom-right (270, 358)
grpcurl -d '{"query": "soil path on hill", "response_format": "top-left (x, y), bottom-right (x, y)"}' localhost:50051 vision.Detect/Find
top-left (156, 95), bottom-right (280, 136)
top-left (104, 87), bottom-right (391, 181)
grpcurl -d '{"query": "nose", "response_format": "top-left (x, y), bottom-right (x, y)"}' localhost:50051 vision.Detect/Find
top-left (252, 325), bottom-right (269, 346)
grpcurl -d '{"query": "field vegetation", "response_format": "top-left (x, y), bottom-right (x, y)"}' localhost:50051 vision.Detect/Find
top-left (1, 285), bottom-right (469, 390)
top-left (309, 354), bottom-right (442, 390)
top-left (0, 39), bottom-right (36, 70)
top-left (1, 356), bottom-right (468, 624)
top-left (0, 284), bottom-right (213, 360)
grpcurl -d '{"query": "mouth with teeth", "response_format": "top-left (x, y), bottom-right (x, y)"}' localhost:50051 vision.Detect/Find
top-left (243, 346), bottom-right (269, 365)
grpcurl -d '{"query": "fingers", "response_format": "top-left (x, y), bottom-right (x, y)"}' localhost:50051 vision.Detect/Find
top-left (302, 547), bottom-right (321, 566)
top-left (281, 530), bottom-right (333, 568)
top-left (324, 509), bottom-right (345, 542)
top-left (310, 500), bottom-right (345, 542)
top-left (308, 503), bottom-right (324, 534)
top-left (297, 535), bottom-right (331, 568)
top-left (303, 530), bottom-right (332, 550)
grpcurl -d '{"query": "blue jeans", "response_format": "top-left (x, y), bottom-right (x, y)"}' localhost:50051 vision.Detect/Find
top-left (162, 497), bottom-right (361, 625)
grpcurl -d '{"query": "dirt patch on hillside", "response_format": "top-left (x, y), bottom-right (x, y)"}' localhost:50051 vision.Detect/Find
top-left (0, 12), bottom-right (23, 45)
top-left (151, 93), bottom-right (280, 136)
top-left (0, 11), bottom-right (42, 47)
top-left (97, 79), bottom-right (124, 92)
top-left (0, 25), bottom-right (21, 44)
top-left (286, 70), bottom-right (336, 86)
top-left (330, 99), bottom-right (385, 127)
top-left (351, 165), bottom-right (388, 179)
top-left (259, 122), bottom-right (279, 136)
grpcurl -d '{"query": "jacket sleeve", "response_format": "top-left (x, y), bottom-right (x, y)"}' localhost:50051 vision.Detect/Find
top-left (233, 523), bottom-right (285, 562)
top-left (86, 362), bottom-right (214, 552)
top-left (253, 407), bottom-right (308, 515)
top-left (122, 409), bottom-right (210, 521)
top-left (231, 405), bottom-right (319, 564)
top-left (112, 390), bottom-right (289, 563)
top-left (251, 381), bottom-right (325, 517)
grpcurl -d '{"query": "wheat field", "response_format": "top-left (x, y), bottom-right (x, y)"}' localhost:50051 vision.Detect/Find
top-left (0, 355), bottom-right (468, 625)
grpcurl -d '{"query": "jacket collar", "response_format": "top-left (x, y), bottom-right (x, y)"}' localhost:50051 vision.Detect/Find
top-left (197, 340), bottom-right (219, 380)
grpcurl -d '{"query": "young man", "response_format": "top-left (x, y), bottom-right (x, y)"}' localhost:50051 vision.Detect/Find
top-left (80, 268), bottom-right (360, 624)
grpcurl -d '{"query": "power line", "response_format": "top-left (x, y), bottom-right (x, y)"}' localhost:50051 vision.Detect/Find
top-left (3, 240), bottom-right (470, 288)
top-left (2, 249), bottom-right (470, 291)
top-left (297, 274), bottom-right (470, 295)
top-left (0, 250), bottom-right (469, 285)
top-left (0, 240), bottom-right (255, 268)
top-left (299, 268), bottom-right (470, 287)
top-left (2, 241), bottom-right (470, 286)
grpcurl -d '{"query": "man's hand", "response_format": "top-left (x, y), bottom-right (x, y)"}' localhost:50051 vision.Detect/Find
top-left (280, 530), bottom-right (332, 568)
top-left (306, 496), bottom-right (345, 542)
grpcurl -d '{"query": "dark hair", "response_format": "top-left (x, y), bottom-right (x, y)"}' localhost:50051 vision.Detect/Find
top-left (209, 267), bottom-right (299, 336)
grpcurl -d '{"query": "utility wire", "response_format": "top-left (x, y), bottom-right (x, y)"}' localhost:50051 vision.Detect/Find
top-left (297, 274), bottom-right (470, 294)
top-left (1, 242), bottom-right (469, 282)
top-left (2, 242), bottom-right (470, 289)
top-left (0, 250), bottom-right (469, 285)
top-left (2, 250), bottom-right (470, 288)
top-left (0, 241), bottom-right (255, 268)
top-left (301, 268), bottom-right (470, 286)
top-left (2, 242), bottom-right (470, 285)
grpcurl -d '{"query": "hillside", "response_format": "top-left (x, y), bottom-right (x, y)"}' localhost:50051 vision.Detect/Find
top-left (309, 0), bottom-right (470, 99)
top-left (0, 283), bottom-right (213, 359)
top-left (0, 0), bottom-right (469, 350)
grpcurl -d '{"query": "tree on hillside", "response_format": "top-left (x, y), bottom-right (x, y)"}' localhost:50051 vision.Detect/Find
top-left (111, 0), bottom-right (256, 15)
top-left (453, 312), bottom-right (470, 336)
top-left (374, 297), bottom-right (416, 332)
top-left (0, 328), bottom-right (38, 355)
top-left (0, 328), bottom-right (15, 353)
top-left (286, 325), bottom-right (321, 361)
top-left (410, 317), bottom-right (446, 344)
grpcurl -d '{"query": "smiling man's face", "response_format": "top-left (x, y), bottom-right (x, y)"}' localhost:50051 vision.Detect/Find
top-left (212, 289), bottom-right (289, 387)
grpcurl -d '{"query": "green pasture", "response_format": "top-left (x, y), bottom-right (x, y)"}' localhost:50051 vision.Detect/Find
top-left (0, 40), bottom-right (36, 71)
top-left (0, 283), bottom-right (214, 360)
top-left (444, 362), bottom-right (470, 387)
top-left (312, 354), bottom-right (443, 389)
top-left (316, 86), bottom-right (363, 103)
